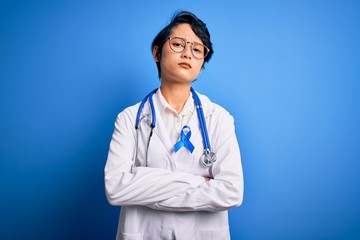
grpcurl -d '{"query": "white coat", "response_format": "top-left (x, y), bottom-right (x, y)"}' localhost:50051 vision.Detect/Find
top-left (105, 90), bottom-right (244, 240)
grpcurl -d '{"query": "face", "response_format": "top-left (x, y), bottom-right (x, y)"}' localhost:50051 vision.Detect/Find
top-left (153, 24), bottom-right (205, 85)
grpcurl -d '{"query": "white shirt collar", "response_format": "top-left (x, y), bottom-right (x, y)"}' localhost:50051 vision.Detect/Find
top-left (155, 88), bottom-right (194, 116)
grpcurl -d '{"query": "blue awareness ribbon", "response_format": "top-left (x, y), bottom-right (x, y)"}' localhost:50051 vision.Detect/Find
top-left (174, 125), bottom-right (195, 153)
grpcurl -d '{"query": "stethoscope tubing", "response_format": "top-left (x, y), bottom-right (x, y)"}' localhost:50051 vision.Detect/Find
top-left (135, 87), bottom-right (214, 161)
top-left (135, 88), bottom-right (158, 129)
top-left (190, 87), bottom-right (211, 151)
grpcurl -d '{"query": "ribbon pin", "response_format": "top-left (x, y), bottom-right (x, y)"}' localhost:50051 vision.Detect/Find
top-left (174, 125), bottom-right (195, 153)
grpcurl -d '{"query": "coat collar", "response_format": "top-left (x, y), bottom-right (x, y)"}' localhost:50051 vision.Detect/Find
top-left (140, 88), bottom-right (214, 118)
top-left (138, 88), bottom-right (215, 154)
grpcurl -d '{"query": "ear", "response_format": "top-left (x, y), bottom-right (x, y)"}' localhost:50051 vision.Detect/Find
top-left (152, 46), bottom-right (160, 62)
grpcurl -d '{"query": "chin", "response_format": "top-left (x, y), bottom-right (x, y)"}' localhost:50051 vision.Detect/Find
top-left (161, 72), bottom-right (199, 84)
top-left (177, 74), bottom-right (199, 83)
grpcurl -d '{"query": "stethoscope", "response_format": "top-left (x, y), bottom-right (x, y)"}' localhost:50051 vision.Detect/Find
top-left (134, 87), bottom-right (217, 167)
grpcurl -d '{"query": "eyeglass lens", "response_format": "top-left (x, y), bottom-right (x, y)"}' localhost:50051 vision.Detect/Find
top-left (169, 37), bottom-right (208, 59)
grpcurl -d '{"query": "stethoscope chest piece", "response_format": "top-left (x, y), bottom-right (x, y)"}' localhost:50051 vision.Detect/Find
top-left (136, 87), bottom-right (217, 168)
top-left (200, 149), bottom-right (217, 167)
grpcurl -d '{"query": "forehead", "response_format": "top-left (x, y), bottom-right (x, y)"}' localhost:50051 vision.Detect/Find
top-left (170, 23), bottom-right (203, 43)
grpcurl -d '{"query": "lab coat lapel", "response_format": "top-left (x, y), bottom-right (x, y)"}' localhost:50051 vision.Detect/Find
top-left (141, 96), bottom-right (174, 155)
top-left (152, 110), bottom-right (174, 154)
top-left (139, 90), bottom-right (213, 164)
top-left (186, 109), bottom-right (201, 147)
top-left (186, 91), bottom-right (213, 155)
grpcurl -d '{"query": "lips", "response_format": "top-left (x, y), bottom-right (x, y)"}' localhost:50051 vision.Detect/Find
top-left (178, 62), bottom-right (192, 69)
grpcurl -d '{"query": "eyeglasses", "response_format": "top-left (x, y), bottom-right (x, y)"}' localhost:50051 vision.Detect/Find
top-left (168, 36), bottom-right (210, 59)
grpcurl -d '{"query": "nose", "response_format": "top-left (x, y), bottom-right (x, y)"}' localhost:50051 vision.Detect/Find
top-left (181, 42), bottom-right (192, 59)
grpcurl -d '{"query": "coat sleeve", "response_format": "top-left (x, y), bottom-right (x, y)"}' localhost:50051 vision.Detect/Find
top-left (147, 109), bottom-right (244, 212)
top-left (104, 107), bottom-right (205, 206)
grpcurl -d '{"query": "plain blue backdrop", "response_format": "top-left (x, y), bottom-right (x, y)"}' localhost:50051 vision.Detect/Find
top-left (1, 0), bottom-right (359, 239)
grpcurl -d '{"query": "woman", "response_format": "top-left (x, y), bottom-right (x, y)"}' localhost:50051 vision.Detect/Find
top-left (105, 11), bottom-right (244, 240)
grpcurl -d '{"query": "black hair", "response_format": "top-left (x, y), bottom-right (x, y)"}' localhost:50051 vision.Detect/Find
top-left (151, 11), bottom-right (214, 78)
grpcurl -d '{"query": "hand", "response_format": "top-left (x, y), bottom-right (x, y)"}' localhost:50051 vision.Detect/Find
top-left (204, 177), bottom-right (211, 182)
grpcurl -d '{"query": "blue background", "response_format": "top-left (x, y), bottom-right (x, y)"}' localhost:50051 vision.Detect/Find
top-left (1, 0), bottom-right (359, 239)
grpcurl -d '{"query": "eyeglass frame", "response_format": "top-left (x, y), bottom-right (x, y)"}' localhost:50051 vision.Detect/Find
top-left (167, 36), bottom-right (210, 59)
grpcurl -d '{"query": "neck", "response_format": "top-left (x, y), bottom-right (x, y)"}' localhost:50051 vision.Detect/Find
top-left (160, 83), bottom-right (191, 113)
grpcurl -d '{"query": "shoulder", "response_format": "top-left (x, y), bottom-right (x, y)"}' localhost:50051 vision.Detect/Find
top-left (196, 91), bottom-right (233, 122)
top-left (114, 102), bottom-right (141, 129)
top-left (117, 102), bottom-right (139, 118)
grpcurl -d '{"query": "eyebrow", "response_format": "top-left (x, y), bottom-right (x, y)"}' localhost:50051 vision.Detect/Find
top-left (170, 36), bottom-right (204, 45)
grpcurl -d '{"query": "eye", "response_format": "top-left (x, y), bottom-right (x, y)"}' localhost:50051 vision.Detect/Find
top-left (171, 38), bottom-right (185, 48)
top-left (172, 42), bottom-right (184, 48)
top-left (193, 44), bottom-right (204, 54)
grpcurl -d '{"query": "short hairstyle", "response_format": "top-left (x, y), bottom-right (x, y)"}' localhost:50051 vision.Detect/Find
top-left (151, 11), bottom-right (214, 78)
